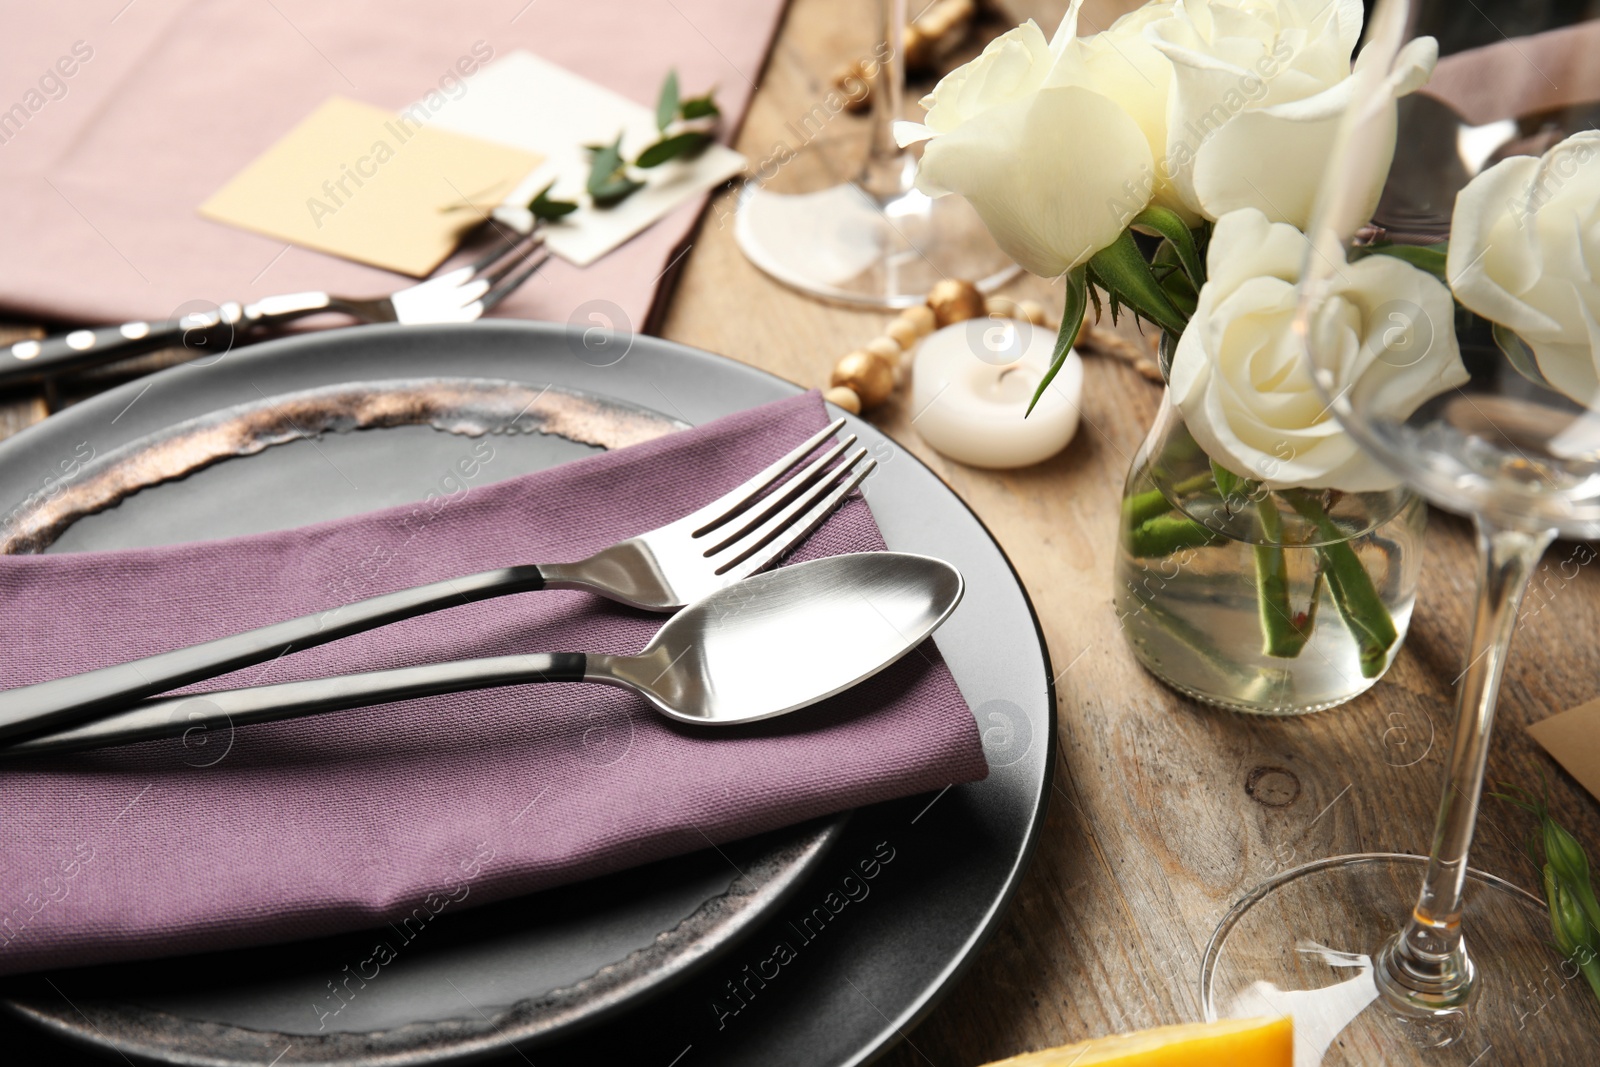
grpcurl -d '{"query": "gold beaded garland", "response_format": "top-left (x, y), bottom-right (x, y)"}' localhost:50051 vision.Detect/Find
top-left (830, 349), bottom-right (897, 409)
top-left (900, 305), bottom-right (936, 337)
top-left (820, 282), bottom-right (1161, 413)
top-left (822, 385), bottom-right (863, 414)
top-left (926, 278), bottom-right (986, 327)
top-left (984, 295), bottom-right (1020, 320)
top-left (823, 286), bottom-right (1060, 414)
top-left (885, 317), bottom-right (920, 350)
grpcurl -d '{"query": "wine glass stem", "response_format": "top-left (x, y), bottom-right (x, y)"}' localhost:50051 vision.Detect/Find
top-left (861, 0), bottom-right (913, 201)
top-left (1379, 516), bottom-right (1554, 1009)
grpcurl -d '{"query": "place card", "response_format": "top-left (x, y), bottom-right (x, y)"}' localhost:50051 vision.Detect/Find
top-left (199, 97), bottom-right (544, 276)
top-left (417, 51), bottom-right (747, 266)
top-left (1528, 697), bottom-right (1600, 805)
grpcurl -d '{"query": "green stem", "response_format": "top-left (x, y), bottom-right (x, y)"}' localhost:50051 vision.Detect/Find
top-left (1253, 496), bottom-right (1312, 658)
top-left (1121, 472), bottom-right (1216, 529)
top-left (1283, 489), bottom-right (1399, 678)
top-left (1123, 487), bottom-right (1173, 528)
top-left (1125, 513), bottom-right (1226, 559)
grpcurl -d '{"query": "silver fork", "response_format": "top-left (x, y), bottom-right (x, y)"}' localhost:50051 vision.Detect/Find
top-left (0, 230), bottom-right (552, 387)
top-left (0, 418), bottom-right (874, 742)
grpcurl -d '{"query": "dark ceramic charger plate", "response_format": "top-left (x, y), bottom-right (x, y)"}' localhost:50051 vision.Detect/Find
top-left (0, 322), bottom-right (1055, 1066)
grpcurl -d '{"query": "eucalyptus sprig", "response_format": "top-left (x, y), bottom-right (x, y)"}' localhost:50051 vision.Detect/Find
top-left (1495, 781), bottom-right (1600, 1004)
top-left (527, 70), bottom-right (720, 222)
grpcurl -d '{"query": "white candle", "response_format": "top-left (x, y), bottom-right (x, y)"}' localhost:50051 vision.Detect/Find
top-left (909, 319), bottom-right (1082, 469)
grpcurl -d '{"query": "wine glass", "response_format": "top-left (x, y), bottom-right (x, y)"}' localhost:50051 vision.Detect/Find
top-left (734, 0), bottom-right (1019, 307)
top-left (1200, 0), bottom-right (1600, 1061)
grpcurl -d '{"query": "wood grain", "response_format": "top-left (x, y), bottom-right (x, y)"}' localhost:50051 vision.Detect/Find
top-left (662, 1), bottom-right (1600, 1062)
top-left (3, 1), bottom-right (1598, 1062)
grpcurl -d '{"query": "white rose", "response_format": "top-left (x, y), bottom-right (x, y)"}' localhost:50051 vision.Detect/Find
top-left (1043, 1), bottom-right (1184, 223)
top-left (1170, 209), bottom-right (1468, 491)
top-left (1447, 130), bottom-right (1600, 404)
top-left (1147, 0), bottom-right (1436, 228)
top-left (895, 18), bottom-right (1154, 276)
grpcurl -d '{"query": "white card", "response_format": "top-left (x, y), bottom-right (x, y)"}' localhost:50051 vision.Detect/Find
top-left (419, 51), bottom-right (745, 266)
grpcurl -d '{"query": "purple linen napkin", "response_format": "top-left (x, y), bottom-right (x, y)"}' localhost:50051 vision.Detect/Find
top-left (0, 392), bottom-right (988, 976)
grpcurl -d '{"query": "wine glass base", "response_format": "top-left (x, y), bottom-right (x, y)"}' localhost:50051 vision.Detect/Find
top-left (1201, 853), bottom-right (1600, 1064)
top-left (734, 138), bottom-right (1019, 309)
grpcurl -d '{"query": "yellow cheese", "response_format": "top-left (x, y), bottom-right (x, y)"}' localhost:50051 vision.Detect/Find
top-left (980, 1016), bottom-right (1293, 1067)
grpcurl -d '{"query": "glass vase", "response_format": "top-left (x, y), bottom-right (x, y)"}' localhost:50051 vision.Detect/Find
top-left (1114, 392), bottom-right (1426, 715)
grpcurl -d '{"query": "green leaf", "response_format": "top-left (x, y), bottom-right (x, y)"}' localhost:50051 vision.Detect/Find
top-left (635, 131), bottom-right (711, 168)
top-left (1027, 268), bottom-right (1088, 417)
top-left (656, 69), bottom-right (680, 133)
top-left (1160, 271), bottom-right (1198, 317)
top-left (679, 91), bottom-right (720, 120)
top-left (586, 133), bottom-right (625, 192)
top-left (1132, 206), bottom-right (1205, 290)
top-left (1210, 459), bottom-right (1246, 503)
top-left (526, 180), bottom-right (578, 221)
top-left (591, 175), bottom-right (644, 206)
top-left (586, 133), bottom-right (645, 206)
top-left (1088, 230), bottom-right (1189, 340)
top-left (1357, 241), bottom-right (1449, 282)
top-left (1493, 321), bottom-right (1553, 389)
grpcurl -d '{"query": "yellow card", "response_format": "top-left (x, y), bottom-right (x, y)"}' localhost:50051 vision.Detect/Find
top-left (1529, 698), bottom-right (1600, 806)
top-left (200, 97), bottom-right (543, 277)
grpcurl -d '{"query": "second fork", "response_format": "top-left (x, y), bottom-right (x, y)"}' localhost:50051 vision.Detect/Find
top-left (0, 228), bottom-right (551, 387)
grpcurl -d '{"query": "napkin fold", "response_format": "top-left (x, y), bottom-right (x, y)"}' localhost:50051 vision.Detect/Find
top-left (0, 392), bottom-right (987, 977)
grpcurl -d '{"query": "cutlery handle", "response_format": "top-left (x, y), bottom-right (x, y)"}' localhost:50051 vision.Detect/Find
top-left (0, 308), bottom-right (243, 387)
top-left (0, 565), bottom-right (549, 743)
top-left (3, 652), bottom-right (590, 759)
top-left (0, 294), bottom-right (337, 387)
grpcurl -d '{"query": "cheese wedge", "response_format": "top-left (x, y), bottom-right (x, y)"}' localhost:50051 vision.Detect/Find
top-left (980, 1016), bottom-right (1293, 1067)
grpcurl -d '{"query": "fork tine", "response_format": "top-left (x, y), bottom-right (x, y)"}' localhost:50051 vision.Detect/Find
top-left (478, 232), bottom-right (549, 290)
top-left (707, 446), bottom-right (865, 568)
top-left (712, 455), bottom-right (876, 577)
top-left (699, 434), bottom-right (857, 556)
top-left (688, 418), bottom-right (846, 536)
top-left (477, 248), bottom-right (552, 314)
top-left (465, 226), bottom-right (543, 275)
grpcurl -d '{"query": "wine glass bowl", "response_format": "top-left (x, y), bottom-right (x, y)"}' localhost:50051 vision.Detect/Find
top-left (733, 0), bottom-right (1020, 307)
top-left (1351, 362), bottom-right (1600, 539)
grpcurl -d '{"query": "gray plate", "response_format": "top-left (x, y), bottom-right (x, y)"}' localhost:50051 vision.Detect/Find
top-left (0, 322), bottom-right (1055, 1067)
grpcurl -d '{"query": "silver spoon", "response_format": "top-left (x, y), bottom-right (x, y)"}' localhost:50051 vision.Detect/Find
top-left (6, 552), bottom-right (962, 758)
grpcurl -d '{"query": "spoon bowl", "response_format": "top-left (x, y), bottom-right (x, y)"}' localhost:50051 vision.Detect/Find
top-left (602, 551), bottom-right (963, 724)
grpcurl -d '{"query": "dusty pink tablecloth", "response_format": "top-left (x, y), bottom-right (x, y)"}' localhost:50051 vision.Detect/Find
top-left (0, 0), bottom-right (780, 330)
top-left (0, 392), bottom-right (988, 976)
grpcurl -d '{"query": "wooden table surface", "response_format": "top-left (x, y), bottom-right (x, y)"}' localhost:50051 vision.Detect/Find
top-left (4, 1), bottom-right (1599, 1063)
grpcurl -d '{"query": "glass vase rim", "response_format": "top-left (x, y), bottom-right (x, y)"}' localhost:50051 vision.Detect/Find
top-left (1142, 391), bottom-right (1420, 548)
